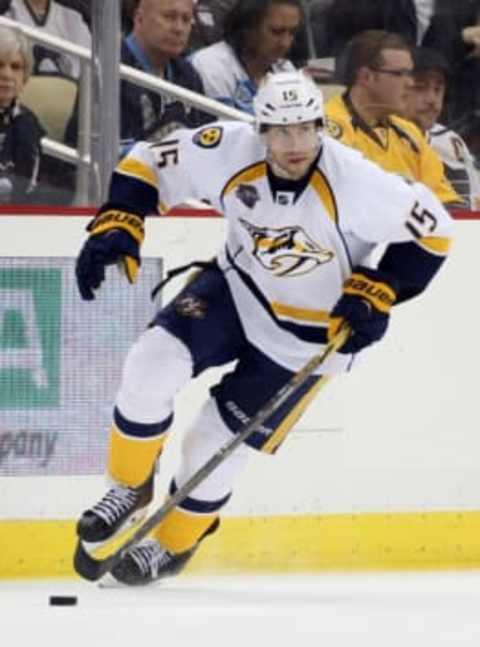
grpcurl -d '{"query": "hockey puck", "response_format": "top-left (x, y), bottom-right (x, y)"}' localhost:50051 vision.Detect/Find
top-left (49, 595), bottom-right (78, 606)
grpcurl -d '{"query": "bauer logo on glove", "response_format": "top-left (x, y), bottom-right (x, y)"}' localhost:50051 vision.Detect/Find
top-left (75, 205), bottom-right (145, 300)
top-left (328, 266), bottom-right (398, 354)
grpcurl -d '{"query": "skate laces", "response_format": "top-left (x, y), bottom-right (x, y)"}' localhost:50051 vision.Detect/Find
top-left (90, 486), bottom-right (139, 526)
top-left (128, 540), bottom-right (171, 578)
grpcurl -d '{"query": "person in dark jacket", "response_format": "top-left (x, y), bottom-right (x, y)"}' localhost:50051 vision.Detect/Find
top-left (66, 0), bottom-right (212, 153)
top-left (0, 24), bottom-right (44, 203)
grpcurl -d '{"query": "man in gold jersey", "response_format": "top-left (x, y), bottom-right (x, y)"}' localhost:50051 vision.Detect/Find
top-left (324, 30), bottom-right (461, 207)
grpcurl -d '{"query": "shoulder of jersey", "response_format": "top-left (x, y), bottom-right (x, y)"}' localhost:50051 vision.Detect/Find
top-left (430, 122), bottom-right (466, 144)
top-left (429, 123), bottom-right (445, 136)
top-left (322, 134), bottom-right (381, 173)
top-left (324, 94), bottom-right (349, 139)
top-left (189, 121), bottom-right (255, 151)
top-left (191, 41), bottom-right (232, 69)
top-left (391, 115), bottom-right (427, 144)
top-left (273, 58), bottom-right (296, 72)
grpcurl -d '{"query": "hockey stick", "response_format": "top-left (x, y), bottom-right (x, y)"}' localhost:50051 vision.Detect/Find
top-left (74, 324), bottom-right (350, 581)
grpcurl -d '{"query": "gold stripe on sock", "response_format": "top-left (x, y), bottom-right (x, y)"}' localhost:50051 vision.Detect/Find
top-left (154, 507), bottom-right (218, 553)
top-left (108, 424), bottom-right (167, 487)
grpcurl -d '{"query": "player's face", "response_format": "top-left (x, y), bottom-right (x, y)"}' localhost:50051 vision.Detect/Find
top-left (134, 0), bottom-right (193, 61)
top-left (265, 122), bottom-right (319, 180)
top-left (0, 48), bottom-right (25, 108)
top-left (403, 71), bottom-right (445, 132)
top-left (365, 48), bottom-right (414, 118)
top-left (247, 3), bottom-right (301, 66)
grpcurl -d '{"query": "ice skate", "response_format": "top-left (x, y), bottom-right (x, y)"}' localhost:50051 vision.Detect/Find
top-left (76, 474), bottom-right (154, 544)
top-left (109, 538), bottom-right (194, 585)
top-left (110, 518), bottom-right (220, 585)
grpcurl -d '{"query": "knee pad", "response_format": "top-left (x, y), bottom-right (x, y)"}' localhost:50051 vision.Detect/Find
top-left (116, 326), bottom-right (193, 424)
top-left (175, 398), bottom-right (251, 503)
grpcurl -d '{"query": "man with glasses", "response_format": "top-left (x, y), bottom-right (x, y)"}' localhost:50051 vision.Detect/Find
top-left (324, 30), bottom-right (460, 206)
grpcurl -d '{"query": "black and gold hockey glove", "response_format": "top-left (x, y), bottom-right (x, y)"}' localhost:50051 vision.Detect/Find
top-left (75, 204), bottom-right (145, 300)
top-left (328, 266), bottom-right (398, 354)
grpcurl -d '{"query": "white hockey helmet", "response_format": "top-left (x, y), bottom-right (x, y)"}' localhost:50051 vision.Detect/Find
top-left (253, 70), bottom-right (324, 131)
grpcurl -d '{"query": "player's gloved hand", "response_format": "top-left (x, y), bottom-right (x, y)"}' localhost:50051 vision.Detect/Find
top-left (328, 266), bottom-right (398, 354)
top-left (76, 205), bottom-right (145, 300)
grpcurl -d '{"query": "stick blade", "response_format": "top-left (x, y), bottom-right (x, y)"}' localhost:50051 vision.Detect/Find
top-left (73, 540), bottom-right (114, 582)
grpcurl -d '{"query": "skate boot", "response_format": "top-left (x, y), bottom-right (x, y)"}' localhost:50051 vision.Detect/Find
top-left (77, 474), bottom-right (154, 544)
top-left (111, 518), bottom-right (220, 586)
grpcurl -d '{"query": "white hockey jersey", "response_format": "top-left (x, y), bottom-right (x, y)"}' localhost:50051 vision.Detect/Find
top-left (190, 40), bottom-right (295, 114)
top-left (6, 0), bottom-right (91, 79)
top-left (428, 123), bottom-right (480, 209)
top-left (114, 121), bottom-right (454, 374)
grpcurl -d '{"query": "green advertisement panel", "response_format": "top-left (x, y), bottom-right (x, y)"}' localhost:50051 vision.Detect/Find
top-left (0, 257), bottom-right (162, 476)
top-left (0, 268), bottom-right (61, 408)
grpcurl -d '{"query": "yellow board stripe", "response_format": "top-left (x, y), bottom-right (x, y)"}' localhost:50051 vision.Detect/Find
top-left (3, 510), bottom-right (480, 578)
top-left (116, 157), bottom-right (158, 189)
top-left (221, 162), bottom-right (267, 198)
top-left (417, 236), bottom-right (452, 255)
top-left (310, 169), bottom-right (337, 222)
top-left (271, 301), bottom-right (330, 324)
top-left (263, 375), bottom-right (331, 453)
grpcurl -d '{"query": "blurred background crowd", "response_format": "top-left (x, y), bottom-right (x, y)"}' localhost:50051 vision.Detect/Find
top-left (0, 0), bottom-right (478, 208)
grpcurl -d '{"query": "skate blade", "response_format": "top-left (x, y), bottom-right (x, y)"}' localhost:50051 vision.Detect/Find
top-left (97, 574), bottom-right (167, 589)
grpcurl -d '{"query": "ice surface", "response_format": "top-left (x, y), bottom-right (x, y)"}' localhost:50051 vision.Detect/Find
top-left (2, 571), bottom-right (480, 647)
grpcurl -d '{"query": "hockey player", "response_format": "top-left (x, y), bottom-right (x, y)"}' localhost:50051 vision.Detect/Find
top-left (74, 70), bottom-right (453, 586)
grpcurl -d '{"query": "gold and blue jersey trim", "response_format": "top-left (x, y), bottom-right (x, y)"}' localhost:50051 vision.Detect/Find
top-left (310, 169), bottom-right (338, 223)
top-left (221, 161), bottom-right (267, 202)
top-left (116, 157), bottom-right (158, 189)
top-left (416, 236), bottom-right (452, 256)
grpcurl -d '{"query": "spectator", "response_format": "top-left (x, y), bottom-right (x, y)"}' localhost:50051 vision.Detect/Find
top-left (320, 0), bottom-right (480, 151)
top-left (404, 47), bottom-right (480, 209)
top-left (0, 25), bottom-right (44, 203)
top-left (66, 0), bottom-right (212, 154)
top-left (2, 0), bottom-right (91, 79)
top-left (324, 30), bottom-right (460, 206)
top-left (190, 0), bottom-right (303, 114)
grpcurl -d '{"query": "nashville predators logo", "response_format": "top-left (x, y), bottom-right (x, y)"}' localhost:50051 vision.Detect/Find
top-left (240, 219), bottom-right (334, 277)
top-left (174, 294), bottom-right (207, 319)
top-left (324, 118), bottom-right (343, 139)
top-left (193, 126), bottom-right (223, 148)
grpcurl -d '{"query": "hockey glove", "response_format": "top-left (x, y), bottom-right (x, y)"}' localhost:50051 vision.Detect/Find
top-left (76, 205), bottom-right (145, 300)
top-left (328, 266), bottom-right (398, 354)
